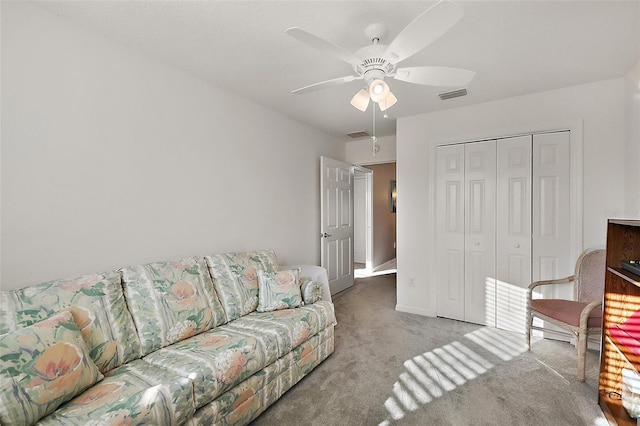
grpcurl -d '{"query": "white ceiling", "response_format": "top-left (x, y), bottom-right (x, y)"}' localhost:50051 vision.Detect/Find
top-left (35, 1), bottom-right (640, 141)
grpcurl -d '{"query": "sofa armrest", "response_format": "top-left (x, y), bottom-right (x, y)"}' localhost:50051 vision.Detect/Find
top-left (283, 264), bottom-right (332, 303)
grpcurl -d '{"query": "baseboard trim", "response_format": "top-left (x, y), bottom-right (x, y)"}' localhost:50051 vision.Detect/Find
top-left (395, 304), bottom-right (434, 317)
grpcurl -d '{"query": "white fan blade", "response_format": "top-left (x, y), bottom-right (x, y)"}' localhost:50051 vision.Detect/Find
top-left (292, 75), bottom-right (358, 94)
top-left (286, 27), bottom-right (360, 66)
top-left (383, 0), bottom-right (463, 64)
top-left (394, 66), bottom-right (475, 87)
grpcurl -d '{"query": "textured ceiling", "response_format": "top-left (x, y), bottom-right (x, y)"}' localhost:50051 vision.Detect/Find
top-left (34, 1), bottom-right (640, 141)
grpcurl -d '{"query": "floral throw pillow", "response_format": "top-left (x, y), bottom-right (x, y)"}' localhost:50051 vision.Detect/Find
top-left (300, 279), bottom-right (323, 305)
top-left (257, 269), bottom-right (303, 312)
top-left (0, 310), bottom-right (103, 425)
top-left (0, 271), bottom-right (143, 374)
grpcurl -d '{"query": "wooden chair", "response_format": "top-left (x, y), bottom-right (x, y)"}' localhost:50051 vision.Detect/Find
top-left (526, 248), bottom-right (606, 381)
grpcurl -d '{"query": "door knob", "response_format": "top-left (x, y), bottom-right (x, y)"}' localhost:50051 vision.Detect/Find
top-left (322, 233), bottom-right (332, 238)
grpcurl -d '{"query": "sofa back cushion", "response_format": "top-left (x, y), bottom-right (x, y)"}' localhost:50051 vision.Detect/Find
top-left (0, 271), bottom-right (142, 373)
top-left (0, 310), bottom-right (104, 425)
top-left (205, 250), bottom-right (280, 321)
top-left (121, 257), bottom-right (227, 355)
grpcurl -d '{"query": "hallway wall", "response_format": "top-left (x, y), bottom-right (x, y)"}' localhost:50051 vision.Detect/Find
top-left (366, 163), bottom-right (397, 268)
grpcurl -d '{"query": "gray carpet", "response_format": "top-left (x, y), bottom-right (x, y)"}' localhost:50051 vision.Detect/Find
top-left (252, 273), bottom-right (605, 426)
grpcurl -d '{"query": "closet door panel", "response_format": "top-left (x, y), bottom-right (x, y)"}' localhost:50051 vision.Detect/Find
top-left (464, 141), bottom-right (496, 326)
top-left (533, 131), bottom-right (572, 300)
top-left (496, 135), bottom-right (532, 333)
top-left (436, 144), bottom-right (465, 321)
top-left (435, 131), bottom-right (572, 331)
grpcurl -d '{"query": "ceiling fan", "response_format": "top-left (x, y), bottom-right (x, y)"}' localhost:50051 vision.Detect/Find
top-left (286, 0), bottom-right (475, 112)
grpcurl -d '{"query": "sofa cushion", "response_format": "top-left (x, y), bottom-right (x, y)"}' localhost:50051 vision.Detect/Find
top-left (291, 325), bottom-right (335, 379)
top-left (0, 271), bottom-right (142, 373)
top-left (0, 311), bottom-right (103, 426)
top-left (191, 324), bottom-right (335, 426)
top-left (205, 250), bottom-right (280, 321)
top-left (226, 300), bottom-right (336, 358)
top-left (142, 326), bottom-right (277, 409)
top-left (257, 269), bottom-right (303, 312)
top-left (190, 356), bottom-right (287, 425)
top-left (37, 359), bottom-right (195, 426)
top-left (121, 257), bottom-right (227, 355)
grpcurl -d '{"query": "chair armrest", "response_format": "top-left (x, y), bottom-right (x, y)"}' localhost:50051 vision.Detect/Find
top-left (579, 299), bottom-right (603, 327)
top-left (527, 275), bottom-right (575, 304)
top-left (528, 275), bottom-right (575, 291)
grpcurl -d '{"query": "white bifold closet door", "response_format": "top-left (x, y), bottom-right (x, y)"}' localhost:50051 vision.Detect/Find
top-left (496, 135), bottom-right (532, 332)
top-left (532, 132), bottom-right (572, 296)
top-left (436, 141), bottom-right (496, 326)
top-left (464, 141), bottom-right (496, 326)
top-left (436, 131), bottom-right (571, 331)
top-left (436, 144), bottom-right (466, 322)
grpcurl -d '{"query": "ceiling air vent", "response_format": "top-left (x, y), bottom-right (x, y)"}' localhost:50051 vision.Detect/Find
top-left (347, 131), bottom-right (370, 139)
top-left (439, 88), bottom-right (468, 101)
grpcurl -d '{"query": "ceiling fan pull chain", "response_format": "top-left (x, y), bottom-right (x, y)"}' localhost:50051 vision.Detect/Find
top-left (372, 106), bottom-right (378, 157)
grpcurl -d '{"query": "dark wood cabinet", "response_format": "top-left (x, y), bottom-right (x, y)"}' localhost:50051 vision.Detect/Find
top-left (599, 220), bottom-right (640, 425)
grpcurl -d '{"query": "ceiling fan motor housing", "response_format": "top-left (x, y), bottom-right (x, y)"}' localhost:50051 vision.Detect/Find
top-left (356, 57), bottom-right (396, 85)
top-left (354, 41), bottom-right (396, 85)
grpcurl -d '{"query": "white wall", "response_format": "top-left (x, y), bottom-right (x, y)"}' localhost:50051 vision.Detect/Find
top-left (396, 78), bottom-right (626, 317)
top-left (345, 135), bottom-right (396, 165)
top-left (626, 61), bottom-right (640, 216)
top-left (1, 2), bottom-right (343, 290)
top-left (365, 163), bottom-right (397, 268)
top-left (353, 174), bottom-right (367, 264)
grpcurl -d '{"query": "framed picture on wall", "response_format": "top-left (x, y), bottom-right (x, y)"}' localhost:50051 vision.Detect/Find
top-left (390, 180), bottom-right (396, 213)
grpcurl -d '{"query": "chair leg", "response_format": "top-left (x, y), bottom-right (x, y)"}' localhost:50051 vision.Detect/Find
top-left (577, 330), bottom-right (588, 382)
top-left (525, 312), bottom-right (531, 350)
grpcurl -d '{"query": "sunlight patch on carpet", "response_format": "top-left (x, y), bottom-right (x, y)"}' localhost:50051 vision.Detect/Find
top-left (464, 327), bottom-right (527, 361)
top-left (379, 327), bottom-right (527, 425)
top-left (355, 259), bottom-right (396, 278)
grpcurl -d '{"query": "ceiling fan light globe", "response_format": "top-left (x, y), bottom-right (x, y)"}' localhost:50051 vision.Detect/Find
top-left (350, 88), bottom-right (370, 112)
top-left (369, 79), bottom-right (390, 103)
top-left (379, 91), bottom-right (397, 112)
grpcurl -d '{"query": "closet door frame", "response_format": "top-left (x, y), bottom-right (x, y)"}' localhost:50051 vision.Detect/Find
top-left (434, 126), bottom-right (583, 329)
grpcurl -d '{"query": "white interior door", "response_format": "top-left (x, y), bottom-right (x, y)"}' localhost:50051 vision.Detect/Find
top-left (321, 156), bottom-right (354, 295)
top-left (496, 135), bottom-right (532, 333)
top-left (354, 175), bottom-right (366, 264)
top-left (533, 131), bottom-right (572, 291)
top-left (464, 141), bottom-right (496, 326)
top-left (436, 144), bottom-right (465, 321)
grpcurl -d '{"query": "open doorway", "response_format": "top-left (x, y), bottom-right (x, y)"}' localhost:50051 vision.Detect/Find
top-left (354, 162), bottom-right (397, 278)
top-left (354, 166), bottom-right (373, 274)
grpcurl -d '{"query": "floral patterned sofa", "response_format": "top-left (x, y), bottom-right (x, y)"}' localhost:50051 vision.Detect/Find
top-left (0, 250), bottom-right (335, 425)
